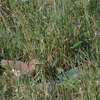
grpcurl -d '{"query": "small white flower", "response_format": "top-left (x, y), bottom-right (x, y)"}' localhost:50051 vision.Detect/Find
top-left (22, 0), bottom-right (28, 2)
top-left (76, 24), bottom-right (81, 29)
top-left (42, 15), bottom-right (46, 19)
top-left (12, 69), bottom-right (20, 76)
top-left (95, 31), bottom-right (100, 35)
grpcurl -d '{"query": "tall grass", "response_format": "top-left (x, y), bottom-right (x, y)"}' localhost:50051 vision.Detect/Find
top-left (0, 0), bottom-right (100, 99)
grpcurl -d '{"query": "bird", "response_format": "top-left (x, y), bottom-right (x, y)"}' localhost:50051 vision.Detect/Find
top-left (0, 59), bottom-right (42, 76)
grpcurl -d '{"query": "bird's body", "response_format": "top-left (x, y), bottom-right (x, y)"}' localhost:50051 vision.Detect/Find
top-left (0, 59), bottom-right (42, 93)
top-left (1, 59), bottom-right (40, 76)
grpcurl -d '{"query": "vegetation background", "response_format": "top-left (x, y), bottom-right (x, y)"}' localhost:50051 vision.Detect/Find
top-left (0, 0), bottom-right (100, 100)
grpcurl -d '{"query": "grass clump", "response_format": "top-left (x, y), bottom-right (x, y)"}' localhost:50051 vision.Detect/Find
top-left (0, 0), bottom-right (100, 99)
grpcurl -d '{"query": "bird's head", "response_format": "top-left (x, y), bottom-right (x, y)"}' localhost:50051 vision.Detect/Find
top-left (29, 59), bottom-right (42, 66)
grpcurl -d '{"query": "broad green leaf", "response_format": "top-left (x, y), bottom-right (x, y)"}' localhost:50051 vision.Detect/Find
top-left (3, 84), bottom-right (7, 93)
top-left (70, 41), bottom-right (82, 49)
